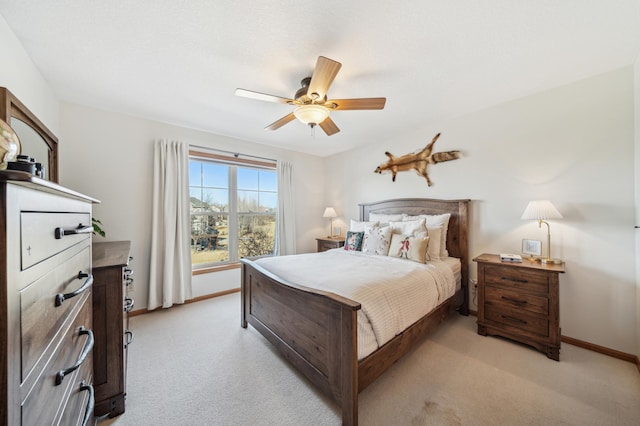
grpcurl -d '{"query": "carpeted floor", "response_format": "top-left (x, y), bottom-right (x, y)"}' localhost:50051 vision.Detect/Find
top-left (101, 293), bottom-right (640, 425)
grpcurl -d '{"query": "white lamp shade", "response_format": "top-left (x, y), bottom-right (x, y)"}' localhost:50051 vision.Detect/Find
top-left (521, 200), bottom-right (563, 221)
top-left (294, 104), bottom-right (330, 125)
top-left (323, 207), bottom-right (337, 218)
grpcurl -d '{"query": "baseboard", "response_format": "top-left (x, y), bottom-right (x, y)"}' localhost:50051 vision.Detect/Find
top-left (561, 335), bottom-right (638, 367)
top-left (129, 288), bottom-right (240, 317)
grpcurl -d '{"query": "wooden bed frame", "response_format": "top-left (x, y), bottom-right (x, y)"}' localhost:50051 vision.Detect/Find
top-left (241, 198), bottom-right (469, 425)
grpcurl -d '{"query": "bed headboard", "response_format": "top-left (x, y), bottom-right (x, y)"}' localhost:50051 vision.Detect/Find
top-left (359, 198), bottom-right (470, 313)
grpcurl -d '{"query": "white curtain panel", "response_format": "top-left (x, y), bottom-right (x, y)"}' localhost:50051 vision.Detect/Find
top-left (148, 139), bottom-right (192, 309)
top-left (276, 160), bottom-right (296, 255)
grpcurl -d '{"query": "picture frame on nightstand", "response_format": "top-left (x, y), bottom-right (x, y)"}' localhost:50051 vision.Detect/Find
top-left (522, 238), bottom-right (542, 258)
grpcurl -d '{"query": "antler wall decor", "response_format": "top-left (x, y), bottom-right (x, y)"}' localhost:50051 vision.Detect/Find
top-left (374, 133), bottom-right (460, 186)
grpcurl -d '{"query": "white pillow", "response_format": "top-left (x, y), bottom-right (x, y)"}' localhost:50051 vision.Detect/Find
top-left (405, 213), bottom-right (451, 257)
top-left (362, 226), bottom-right (392, 256)
top-left (389, 218), bottom-right (427, 236)
top-left (350, 219), bottom-right (379, 232)
top-left (369, 213), bottom-right (406, 225)
top-left (416, 226), bottom-right (442, 261)
top-left (387, 234), bottom-right (430, 263)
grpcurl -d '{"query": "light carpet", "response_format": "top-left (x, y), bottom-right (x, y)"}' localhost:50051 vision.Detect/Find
top-left (101, 293), bottom-right (640, 425)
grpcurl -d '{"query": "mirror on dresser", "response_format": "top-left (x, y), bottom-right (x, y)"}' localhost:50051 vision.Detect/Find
top-left (0, 87), bottom-right (59, 182)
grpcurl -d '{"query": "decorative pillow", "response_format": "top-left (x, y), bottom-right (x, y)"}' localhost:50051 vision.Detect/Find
top-left (350, 219), bottom-right (379, 233)
top-left (368, 213), bottom-right (406, 225)
top-left (388, 218), bottom-right (427, 236)
top-left (387, 234), bottom-right (430, 263)
top-left (416, 225), bottom-right (442, 261)
top-left (344, 231), bottom-right (364, 251)
top-left (405, 213), bottom-right (451, 257)
top-left (362, 226), bottom-right (392, 256)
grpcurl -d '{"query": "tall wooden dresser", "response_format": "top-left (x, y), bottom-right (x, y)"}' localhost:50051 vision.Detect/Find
top-left (1, 170), bottom-right (98, 425)
top-left (92, 241), bottom-right (133, 418)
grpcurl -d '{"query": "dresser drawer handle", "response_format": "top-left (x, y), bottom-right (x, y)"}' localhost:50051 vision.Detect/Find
top-left (54, 223), bottom-right (93, 239)
top-left (501, 296), bottom-right (528, 306)
top-left (124, 297), bottom-right (135, 312)
top-left (501, 276), bottom-right (528, 284)
top-left (125, 330), bottom-right (134, 347)
top-left (55, 326), bottom-right (94, 385)
top-left (79, 380), bottom-right (95, 426)
top-left (55, 272), bottom-right (93, 307)
top-left (502, 315), bottom-right (527, 325)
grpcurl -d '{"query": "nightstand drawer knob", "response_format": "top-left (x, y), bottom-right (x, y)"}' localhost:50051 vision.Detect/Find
top-left (501, 296), bottom-right (528, 306)
top-left (501, 276), bottom-right (528, 284)
top-left (502, 315), bottom-right (527, 325)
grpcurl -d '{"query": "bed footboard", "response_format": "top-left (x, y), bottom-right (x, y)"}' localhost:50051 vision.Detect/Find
top-left (241, 259), bottom-right (362, 426)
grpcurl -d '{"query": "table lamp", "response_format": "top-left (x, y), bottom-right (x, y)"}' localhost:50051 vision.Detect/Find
top-left (521, 200), bottom-right (563, 264)
top-left (323, 207), bottom-right (337, 238)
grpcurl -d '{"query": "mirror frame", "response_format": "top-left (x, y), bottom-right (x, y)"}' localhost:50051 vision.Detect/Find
top-left (0, 87), bottom-right (59, 182)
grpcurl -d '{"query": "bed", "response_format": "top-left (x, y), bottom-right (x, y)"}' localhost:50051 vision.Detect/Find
top-left (241, 198), bottom-right (469, 425)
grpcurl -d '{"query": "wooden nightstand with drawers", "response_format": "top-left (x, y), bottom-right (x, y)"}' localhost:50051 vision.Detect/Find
top-left (316, 237), bottom-right (345, 252)
top-left (474, 253), bottom-right (565, 360)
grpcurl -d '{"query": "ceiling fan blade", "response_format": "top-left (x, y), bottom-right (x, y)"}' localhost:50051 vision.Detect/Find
top-left (319, 117), bottom-right (340, 136)
top-left (325, 98), bottom-right (386, 110)
top-left (265, 112), bottom-right (296, 131)
top-left (235, 88), bottom-right (294, 104)
top-left (307, 56), bottom-right (342, 101)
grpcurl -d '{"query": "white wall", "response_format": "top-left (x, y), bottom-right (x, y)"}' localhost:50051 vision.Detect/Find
top-left (326, 67), bottom-right (637, 355)
top-left (0, 14), bottom-right (58, 133)
top-left (58, 103), bottom-right (325, 310)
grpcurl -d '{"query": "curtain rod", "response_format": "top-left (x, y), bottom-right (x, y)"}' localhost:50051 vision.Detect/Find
top-left (189, 144), bottom-right (277, 163)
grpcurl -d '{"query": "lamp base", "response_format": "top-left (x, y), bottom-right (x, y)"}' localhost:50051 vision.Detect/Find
top-left (541, 258), bottom-right (563, 265)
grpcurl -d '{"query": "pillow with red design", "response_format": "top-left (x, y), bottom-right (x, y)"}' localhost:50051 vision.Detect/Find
top-left (387, 234), bottom-right (430, 263)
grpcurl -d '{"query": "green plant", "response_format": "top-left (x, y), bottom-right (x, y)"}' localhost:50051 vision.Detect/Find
top-left (92, 217), bottom-right (106, 237)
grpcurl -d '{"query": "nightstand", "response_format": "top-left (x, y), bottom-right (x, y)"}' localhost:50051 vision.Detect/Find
top-left (474, 253), bottom-right (565, 360)
top-left (316, 237), bottom-right (345, 252)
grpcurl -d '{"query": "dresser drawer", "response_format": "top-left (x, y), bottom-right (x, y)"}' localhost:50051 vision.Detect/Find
top-left (21, 212), bottom-right (92, 270)
top-left (485, 304), bottom-right (549, 337)
top-left (485, 286), bottom-right (549, 316)
top-left (58, 362), bottom-right (94, 426)
top-left (20, 245), bottom-right (91, 380)
top-left (21, 297), bottom-right (93, 425)
top-left (484, 264), bottom-right (549, 295)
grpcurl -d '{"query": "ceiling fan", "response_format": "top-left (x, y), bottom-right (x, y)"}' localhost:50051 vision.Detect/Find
top-left (235, 56), bottom-right (386, 136)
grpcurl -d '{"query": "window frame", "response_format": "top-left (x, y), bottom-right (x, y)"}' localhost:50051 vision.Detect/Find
top-left (188, 149), bottom-right (277, 272)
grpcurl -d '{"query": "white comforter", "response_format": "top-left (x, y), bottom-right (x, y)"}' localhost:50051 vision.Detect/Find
top-left (254, 249), bottom-right (457, 359)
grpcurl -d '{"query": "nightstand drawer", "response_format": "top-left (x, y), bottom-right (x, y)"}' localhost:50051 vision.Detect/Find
top-left (485, 286), bottom-right (549, 316)
top-left (485, 305), bottom-right (549, 337)
top-left (316, 238), bottom-right (345, 252)
top-left (484, 264), bottom-right (549, 295)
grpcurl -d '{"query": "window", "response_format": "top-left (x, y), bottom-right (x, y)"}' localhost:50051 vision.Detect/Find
top-left (189, 151), bottom-right (277, 269)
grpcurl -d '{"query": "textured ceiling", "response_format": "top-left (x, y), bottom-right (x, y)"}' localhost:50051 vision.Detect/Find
top-left (1, 0), bottom-right (639, 157)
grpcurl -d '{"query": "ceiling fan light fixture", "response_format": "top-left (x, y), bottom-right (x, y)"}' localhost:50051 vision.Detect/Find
top-left (293, 104), bottom-right (330, 125)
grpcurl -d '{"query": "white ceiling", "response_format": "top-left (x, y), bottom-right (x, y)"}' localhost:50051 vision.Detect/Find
top-left (1, 1), bottom-right (639, 157)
